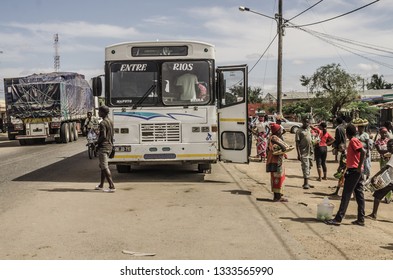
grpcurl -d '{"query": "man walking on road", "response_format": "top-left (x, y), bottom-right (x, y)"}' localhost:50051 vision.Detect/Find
top-left (95, 105), bottom-right (116, 193)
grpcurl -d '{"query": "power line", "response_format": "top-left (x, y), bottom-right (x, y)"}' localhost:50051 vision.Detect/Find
top-left (295, 26), bottom-right (393, 70)
top-left (287, 0), bottom-right (323, 22)
top-left (289, 0), bottom-right (380, 28)
top-left (248, 34), bottom-right (278, 74)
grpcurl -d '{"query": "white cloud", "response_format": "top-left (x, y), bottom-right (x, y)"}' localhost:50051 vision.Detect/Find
top-left (6, 21), bottom-right (139, 39)
top-left (292, 59), bottom-right (305, 65)
top-left (357, 63), bottom-right (380, 72)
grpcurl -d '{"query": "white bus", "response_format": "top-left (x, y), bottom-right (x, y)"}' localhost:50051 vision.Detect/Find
top-left (92, 41), bottom-right (249, 173)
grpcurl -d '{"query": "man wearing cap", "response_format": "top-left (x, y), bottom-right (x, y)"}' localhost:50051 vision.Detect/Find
top-left (95, 105), bottom-right (116, 193)
top-left (295, 115), bottom-right (313, 189)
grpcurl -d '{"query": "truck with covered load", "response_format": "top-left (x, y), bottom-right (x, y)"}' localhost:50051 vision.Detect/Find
top-left (4, 72), bottom-right (94, 145)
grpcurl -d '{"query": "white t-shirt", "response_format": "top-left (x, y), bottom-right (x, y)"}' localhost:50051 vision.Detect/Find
top-left (386, 155), bottom-right (393, 179)
top-left (176, 73), bottom-right (198, 100)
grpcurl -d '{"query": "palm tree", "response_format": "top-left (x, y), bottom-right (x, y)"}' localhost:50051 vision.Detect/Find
top-left (367, 74), bottom-right (392, 89)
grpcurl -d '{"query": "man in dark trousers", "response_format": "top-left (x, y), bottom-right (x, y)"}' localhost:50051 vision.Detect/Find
top-left (94, 105), bottom-right (116, 193)
top-left (332, 116), bottom-right (346, 162)
top-left (325, 124), bottom-right (366, 226)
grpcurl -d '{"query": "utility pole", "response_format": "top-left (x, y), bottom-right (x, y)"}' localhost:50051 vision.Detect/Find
top-left (240, 2), bottom-right (284, 115)
top-left (54, 34), bottom-right (60, 72)
top-left (276, 0), bottom-right (283, 115)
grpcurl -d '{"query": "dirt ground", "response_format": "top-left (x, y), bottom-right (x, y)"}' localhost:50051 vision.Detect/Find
top-left (236, 129), bottom-right (393, 260)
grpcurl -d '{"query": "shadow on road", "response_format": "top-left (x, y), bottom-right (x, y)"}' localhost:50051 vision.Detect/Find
top-left (13, 151), bottom-right (207, 183)
top-left (380, 243), bottom-right (393, 251)
top-left (279, 217), bottom-right (320, 223)
top-left (222, 189), bottom-right (252, 195)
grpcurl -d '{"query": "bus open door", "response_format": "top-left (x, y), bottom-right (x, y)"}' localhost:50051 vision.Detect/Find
top-left (217, 65), bottom-right (249, 164)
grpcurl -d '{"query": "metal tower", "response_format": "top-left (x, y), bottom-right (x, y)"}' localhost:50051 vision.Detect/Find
top-left (54, 33), bottom-right (60, 72)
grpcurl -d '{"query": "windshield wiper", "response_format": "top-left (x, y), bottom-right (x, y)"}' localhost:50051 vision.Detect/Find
top-left (132, 84), bottom-right (156, 109)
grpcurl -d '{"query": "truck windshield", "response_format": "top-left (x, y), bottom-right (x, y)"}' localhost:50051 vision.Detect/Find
top-left (109, 61), bottom-right (158, 106)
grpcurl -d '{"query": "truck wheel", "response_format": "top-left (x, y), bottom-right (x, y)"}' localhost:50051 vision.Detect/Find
top-left (116, 165), bottom-right (131, 173)
top-left (73, 122), bottom-right (79, 141)
top-left (61, 123), bottom-right (70, 143)
top-left (19, 139), bottom-right (26, 146)
top-left (68, 123), bottom-right (74, 142)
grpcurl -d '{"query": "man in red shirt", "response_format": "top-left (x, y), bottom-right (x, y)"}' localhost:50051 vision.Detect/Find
top-left (326, 123), bottom-right (366, 226)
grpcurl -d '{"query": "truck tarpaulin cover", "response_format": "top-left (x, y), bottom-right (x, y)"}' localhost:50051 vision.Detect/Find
top-left (5, 72), bottom-right (93, 120)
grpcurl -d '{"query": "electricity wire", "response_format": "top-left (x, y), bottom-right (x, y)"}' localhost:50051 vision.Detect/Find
top-left (248, 33), bottom-right (278, 74)
top-left (289, 0), bottom-right (380, 28)
top-left (287, 0), bottom-right (323, 22)
top-left (294, 26), bottom-right (393, 70)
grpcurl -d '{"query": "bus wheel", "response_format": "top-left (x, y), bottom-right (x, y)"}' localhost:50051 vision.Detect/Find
top-left (116, 165), bottom-right (131, 173)
top-left (198, 163), bottom-right (211, 173)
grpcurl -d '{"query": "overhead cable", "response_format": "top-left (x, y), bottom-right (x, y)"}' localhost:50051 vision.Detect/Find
top-left (287, 0), bottom-right (324, 22)
top-left (296, 26), bottom-right (393, 70)
top-left (248, 33), bottom-right (278, 74)
top-left (289, 0), bottom-right (380, 28)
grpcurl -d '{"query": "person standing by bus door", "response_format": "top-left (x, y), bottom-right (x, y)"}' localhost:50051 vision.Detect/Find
top-left (94, 105), bottom-right (116, 193)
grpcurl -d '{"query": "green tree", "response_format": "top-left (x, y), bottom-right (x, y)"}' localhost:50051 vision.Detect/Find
top-left (300, 63), bottom-right (362, 116)
top-left (282, 100), bottom-right (310, 116)
top-left (367, 74), bottom-right (393, 89)
top-left (248, 87), bottom-right (263, 103)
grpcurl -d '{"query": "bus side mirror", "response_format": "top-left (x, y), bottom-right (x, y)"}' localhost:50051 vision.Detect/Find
top-left (92, 76), bottom-right (102, 97)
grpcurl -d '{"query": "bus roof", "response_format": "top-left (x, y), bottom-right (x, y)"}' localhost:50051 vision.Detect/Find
top-left (106, 40), bottom-right (215, 49)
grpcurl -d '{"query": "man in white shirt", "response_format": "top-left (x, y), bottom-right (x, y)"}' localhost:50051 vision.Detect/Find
top-left (176, 73), bottom-right (198, 100)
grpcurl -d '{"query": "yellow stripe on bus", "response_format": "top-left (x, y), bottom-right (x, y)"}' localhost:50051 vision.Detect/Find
top-left (113, 155), bottom-right (143, 159)
top-left (219, 118), bottom-right (246, 122)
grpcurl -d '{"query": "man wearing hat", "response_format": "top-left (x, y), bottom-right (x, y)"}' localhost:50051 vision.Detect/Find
top-left (295, 115), bottom-right (313, 189)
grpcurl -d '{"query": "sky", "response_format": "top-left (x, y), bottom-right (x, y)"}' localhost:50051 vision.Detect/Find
top-left (0, 0), bottom-right (392, 99)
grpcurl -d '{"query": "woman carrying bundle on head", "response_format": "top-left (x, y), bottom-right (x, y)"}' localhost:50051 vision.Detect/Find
top-left (266, 123), bottom-right (294, 202)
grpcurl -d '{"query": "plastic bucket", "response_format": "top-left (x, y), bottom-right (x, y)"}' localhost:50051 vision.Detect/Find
top-left (317, 202), bottom-right (334, 221)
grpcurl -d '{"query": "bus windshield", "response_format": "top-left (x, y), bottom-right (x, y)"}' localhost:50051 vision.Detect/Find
top-left (108, 60), bottom-right (212, 107)
top-left (162, 60), bottom-right (211, 106)
top-left (109, 61), bottom-right (158, 106)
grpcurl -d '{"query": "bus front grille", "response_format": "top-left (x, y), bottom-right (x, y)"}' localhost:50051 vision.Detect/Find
top-left (140, 123), bottom-right (181, 142)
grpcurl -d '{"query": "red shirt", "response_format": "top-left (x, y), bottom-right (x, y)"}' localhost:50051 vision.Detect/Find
top-left (313, 127), bottom-right (334, 147)
top-left (346, 137), bottom-right (363, 168)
